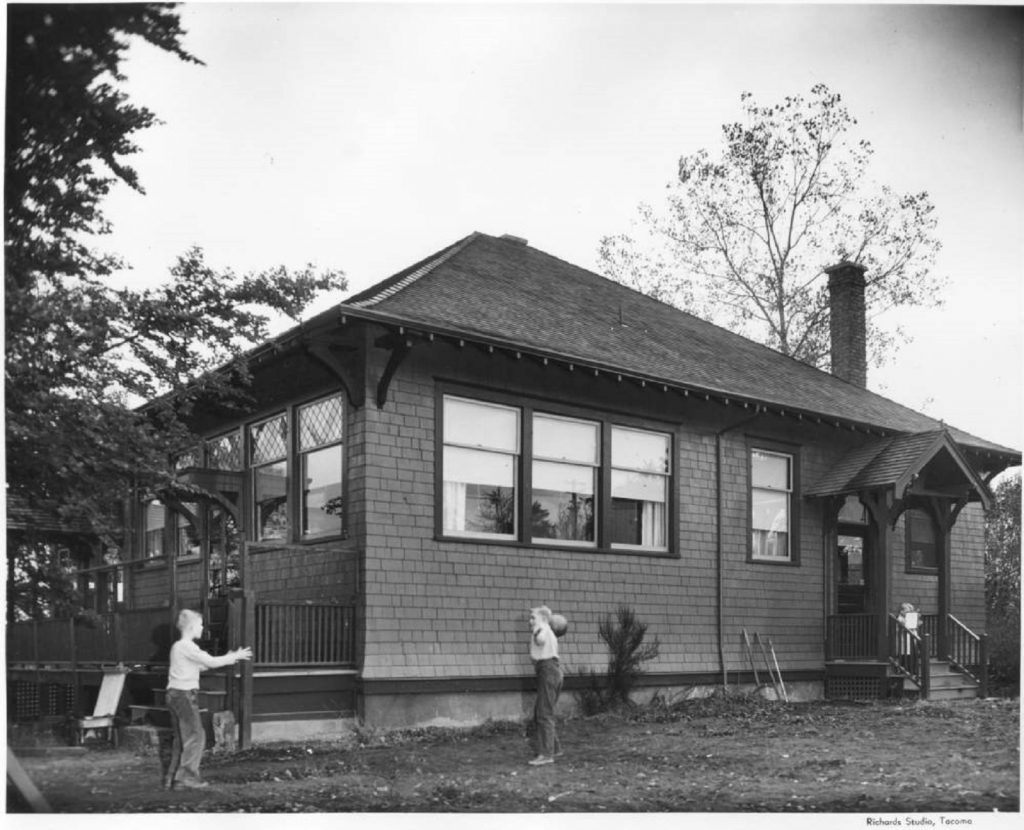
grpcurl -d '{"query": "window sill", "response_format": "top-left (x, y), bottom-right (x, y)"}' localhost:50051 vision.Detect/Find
top-left (747, 555), bottom-right (801, 567)
top-left (247, 534), bottom-right (353, 553)
top-left (435, 534), bottom-right (678, 559)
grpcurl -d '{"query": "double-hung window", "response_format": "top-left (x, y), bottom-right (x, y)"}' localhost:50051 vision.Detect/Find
top-left (144, 501), bottom-right (166, 559)
top-left (250, 413), bottom-right (289, 541)
top-left (175, 512), bottom-right (201, 559)
top-left (905, 508), bottom-right (938, 573)
top-left (531, 414), bottom-right (599, 545)
top-left (750, 448), bottom-right (794, 562)
top-left (442, 396), bottom-right (519, 538)
top-left (610, 427), bottom-right (670, 550)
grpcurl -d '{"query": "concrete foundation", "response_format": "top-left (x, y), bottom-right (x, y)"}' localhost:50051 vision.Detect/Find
top-left (251, 717), bottom-right (357, 744)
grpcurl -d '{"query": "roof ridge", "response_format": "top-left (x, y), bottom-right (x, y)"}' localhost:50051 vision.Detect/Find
top-left (346, 232), bottom-right (482, 308)
top-left (481, 236), bottom-right (983, 442)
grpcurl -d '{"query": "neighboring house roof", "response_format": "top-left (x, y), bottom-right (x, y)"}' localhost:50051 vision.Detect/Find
top-left (339, 232), bottom-right (1019, 460)
top-left (6, 495), bottom-right (93, 537)
top-left (806, 430), bottom-right (994, 508)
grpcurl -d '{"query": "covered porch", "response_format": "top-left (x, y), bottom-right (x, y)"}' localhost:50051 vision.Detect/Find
top-left (6, 571), bottom-right (358, 747)
top-left (808, 430), bottom-right (995, 700)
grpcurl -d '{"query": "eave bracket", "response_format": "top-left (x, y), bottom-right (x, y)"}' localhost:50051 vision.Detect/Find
top-left (305, 338), bottom-right (366, 409)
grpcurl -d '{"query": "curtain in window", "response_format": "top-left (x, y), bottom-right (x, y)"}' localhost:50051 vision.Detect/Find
top-left (443, 481), bottom-right (467, 531)
top-left (641, 502), bottom-right (665, 548)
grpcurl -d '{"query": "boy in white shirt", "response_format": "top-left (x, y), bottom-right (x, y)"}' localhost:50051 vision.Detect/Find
top-left (164, 609), bottom-right (252, 789)
top-left (528, 605), bottom-right (563, 766)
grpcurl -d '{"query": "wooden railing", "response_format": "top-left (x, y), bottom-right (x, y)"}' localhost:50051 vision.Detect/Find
top-left (825, 613), bottom-right (876, 659)
top-left (254, 601), bottom-right (355, 666)
top-left (918, 613), bottom-right (939, 657)
top-left (886, 614), bottom-right (930, 696)
top-left (7, 601), bottom-right (356, 669)
top-left (6, 607), bottom-right (173, 668)
top-left (944, 615), bottom-right (988, 696)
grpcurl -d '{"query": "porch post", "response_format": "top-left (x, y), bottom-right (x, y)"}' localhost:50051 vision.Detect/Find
top-left (863, 491), bottom-right (892, 662)
top-left (875, 512), bottom-right (891, 661)
top-left (240, 588), bottom-right (255, 749)
top-left (936, 505), bottom-right (952, 658)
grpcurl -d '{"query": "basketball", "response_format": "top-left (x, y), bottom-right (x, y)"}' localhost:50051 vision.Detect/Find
top-left (550, 613), bottom-right (569, 637)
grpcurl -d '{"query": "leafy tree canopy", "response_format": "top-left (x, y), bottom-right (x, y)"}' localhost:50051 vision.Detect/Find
top-left (986, 472), bottom-right (1021, 622)
top-left (599, 84), bottom-right (944, 370)
top-left (5, 4), bottom-right (346, 556)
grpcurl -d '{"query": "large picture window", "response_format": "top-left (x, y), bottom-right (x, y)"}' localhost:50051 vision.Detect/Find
top-left (531, 414), bottom-right (598, 545)
top-left (442, 396), bottom-right (519, 539)
top-left (440, 393), bottom-right (673, 554)
top-left (750, 448), bottom-right (793, 562)
top-left (905, 508), bottom-right (938, 573)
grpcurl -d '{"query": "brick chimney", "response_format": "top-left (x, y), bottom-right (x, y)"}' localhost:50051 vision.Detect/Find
top-left (825, 260), bottom-right (867, 387)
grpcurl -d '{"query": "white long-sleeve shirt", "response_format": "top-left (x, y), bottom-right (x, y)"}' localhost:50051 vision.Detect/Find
top-left (530, 621), bottom-right (559, 662)
top-left (167, 638), bottom-right (237, 690)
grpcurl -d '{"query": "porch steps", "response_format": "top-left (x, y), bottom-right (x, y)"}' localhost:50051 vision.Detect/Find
top-left (904, 660), bottom-right (980, 701)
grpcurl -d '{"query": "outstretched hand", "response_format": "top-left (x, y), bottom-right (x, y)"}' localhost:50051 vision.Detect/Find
top-left (234, 646), bottom-right (254, 662)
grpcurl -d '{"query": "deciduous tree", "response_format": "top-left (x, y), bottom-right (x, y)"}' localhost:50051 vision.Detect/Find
top-left (599, 84), bottom-right (943, 370)
top-left (985, 472), bottom-right (1021, 686)
top-left (4, 4), bottom-right (345, 617)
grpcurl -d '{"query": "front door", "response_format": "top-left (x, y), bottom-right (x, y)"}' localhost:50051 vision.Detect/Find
top-left (836, 526), bottom-right (870, 614)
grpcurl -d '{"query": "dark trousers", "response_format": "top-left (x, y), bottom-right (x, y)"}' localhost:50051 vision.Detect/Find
top-left (533, 658), bottom-right (563, 757)
top-left (165, 688), bottom-right (205, 784)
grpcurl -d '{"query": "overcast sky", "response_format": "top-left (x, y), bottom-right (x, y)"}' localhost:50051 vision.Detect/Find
top-left (101, 2), bottom-right (1023, 453)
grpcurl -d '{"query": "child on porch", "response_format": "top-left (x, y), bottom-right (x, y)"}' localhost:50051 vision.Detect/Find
top-left (897, 602), bottom-right (919, 666)
top-left (164, 608), bottom-right (252, 790)
top-left (528, 605), bottom-right (564, 766)
top-left (898, 602), bottom-right (919, 633)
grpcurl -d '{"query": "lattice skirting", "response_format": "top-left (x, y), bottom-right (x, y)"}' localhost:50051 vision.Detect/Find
top-left (825, 674), bottom-right (883, 700)
top-left (11, 680), bottom-right (75, 719)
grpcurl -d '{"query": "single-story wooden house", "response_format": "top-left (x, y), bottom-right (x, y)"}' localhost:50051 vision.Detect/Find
top-left (7, 232), bottom-right (1019, 742)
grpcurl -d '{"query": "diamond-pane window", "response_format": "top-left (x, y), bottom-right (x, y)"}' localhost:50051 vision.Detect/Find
top-left (300, 395), bottom-right (343, 450)
top-left (250, 414), bottom-right (288, 465)
top-left (208, 432), bottom-right (241, 470)
top-left (175, 448), bottom-right (201, 470)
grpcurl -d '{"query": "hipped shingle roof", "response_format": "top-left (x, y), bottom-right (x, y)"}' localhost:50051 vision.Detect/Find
top-left (340, 232), bottom-right (1018, 459)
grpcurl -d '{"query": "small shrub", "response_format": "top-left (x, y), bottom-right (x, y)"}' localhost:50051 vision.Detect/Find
top-left (574, 605), bottom-right (660, 715)
top-left (987, 612), bottom-right (1020, 697)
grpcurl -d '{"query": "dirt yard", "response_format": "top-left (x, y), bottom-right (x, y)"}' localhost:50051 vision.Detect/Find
top-left (7, 694), bottom-right (1019, 814)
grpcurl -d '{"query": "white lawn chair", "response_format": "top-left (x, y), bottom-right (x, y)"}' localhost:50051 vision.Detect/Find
top-left (74, 666), bottom-right (129, 747)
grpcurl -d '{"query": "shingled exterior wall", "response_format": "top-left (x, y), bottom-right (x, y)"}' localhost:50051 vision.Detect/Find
top-left (354, 340), bottom-right (846, 725)
top-left (111, 327), bottom-right (995, 730)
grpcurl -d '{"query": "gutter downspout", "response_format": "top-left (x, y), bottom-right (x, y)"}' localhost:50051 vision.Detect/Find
top-left (716, 408), bottom-right (762, 690)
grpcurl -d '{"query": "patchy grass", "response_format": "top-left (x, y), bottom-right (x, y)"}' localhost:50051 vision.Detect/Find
top-left (8, 695), bottom-right (1019, 813)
